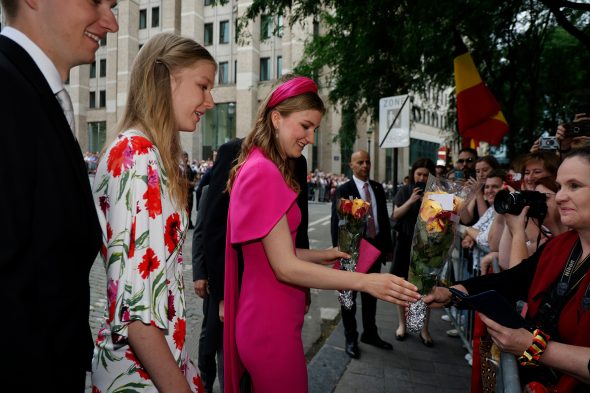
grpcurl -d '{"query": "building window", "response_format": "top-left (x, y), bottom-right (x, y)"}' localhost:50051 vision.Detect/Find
top-left (276, 56), bottom-right (282, 79)
top-left (100, 36), bottom-right (107, 46)
top-left (89, 92), bottom-right (96, 109)
top-left (139, 9), bottom-right (147, 29)
top-left (99, 59), bottom-right (106, 78)
top-left (234, 60), bottom-right (237, 84)
top-left (202, 103), bottom-right (236, 159)
top-left (87, 121), bottom-right (107, 153)
top-left (99, 90), bottom-right (106, 108)
top-left (204, 0), bottom-right (213, 5)
top-left (151, 7), bottom-right (160, 27)
top-left (277, 15), bottom-right (284, 37)
top-left (89, 61), bottom-right (96, 78)
top-left (204, 23), bottom-right (213, 46)
top-left (260, 15), bottom-right (271, 39)
top-left (219, 20), bottom-right (229, 44)
top-left (313, 20), bottom-right (320, 37)
top-left (260, 57), bottom-right (270, 81)
top-left (218, 62), bottom-right (229, 85)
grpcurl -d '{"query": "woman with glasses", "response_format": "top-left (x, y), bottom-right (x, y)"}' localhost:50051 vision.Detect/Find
top-left (426, 147), bottom-right (590, 392)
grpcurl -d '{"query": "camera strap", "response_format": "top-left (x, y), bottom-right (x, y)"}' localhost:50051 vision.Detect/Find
top-left (534, 239), bottom-right (590, 336)
top-left (556, 239), bottom-right (590, 299)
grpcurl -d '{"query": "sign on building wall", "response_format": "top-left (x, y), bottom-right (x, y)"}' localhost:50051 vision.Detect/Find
top-left (379, 94), bottom-right (410, 148)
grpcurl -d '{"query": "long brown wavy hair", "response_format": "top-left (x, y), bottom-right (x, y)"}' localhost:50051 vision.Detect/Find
top-left (111, 33), bottom-right (216, 209)
top-left (227, 74), bottom-right (325, 193)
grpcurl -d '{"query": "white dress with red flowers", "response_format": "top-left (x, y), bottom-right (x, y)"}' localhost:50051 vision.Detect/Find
top-left (91, 130), bottom-right (203, 392)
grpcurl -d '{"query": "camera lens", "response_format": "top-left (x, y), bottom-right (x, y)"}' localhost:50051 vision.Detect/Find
top-left (493, 190), bottom-right (548, 219)
top-left (493, 190), bottom-right (515, 214)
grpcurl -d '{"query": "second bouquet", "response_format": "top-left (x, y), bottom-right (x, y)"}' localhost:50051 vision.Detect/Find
top-left (406, 177), bottom-right (475, 333)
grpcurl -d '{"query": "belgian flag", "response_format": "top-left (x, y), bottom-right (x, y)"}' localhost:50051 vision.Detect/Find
top-left (454, 34), bottom-right (508, 147)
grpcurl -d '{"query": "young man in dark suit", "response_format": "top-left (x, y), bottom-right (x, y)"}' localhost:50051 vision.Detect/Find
top-left (0, 1), bottom-right (118, 391)
top-left (330, 150), bottom-right (394, 359)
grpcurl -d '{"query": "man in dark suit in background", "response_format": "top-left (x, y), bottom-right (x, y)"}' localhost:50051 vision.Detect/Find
top-left (194, 138), bottom-right (310, 392)
top-left (331, 150), bottom-right (394, 359)
top-left (0, 1), bottom-right (118, 391)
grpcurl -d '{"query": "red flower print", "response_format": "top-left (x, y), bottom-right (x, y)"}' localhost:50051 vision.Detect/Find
top-left (100, 243), bottom-right (107, 259)
top-left (106, 222), bottom-right (113, 242)
top-left (99, 195), bottom-right (110, 215)
top-left (106, 137), bottom-right (133, 177)
top-left (138, 248), bottom-right (160, 279)
top-left (128, 217), bottom-right (136, 258)
top-left (95, 328), bottom-right (106, 345)
top-left (173, 318), bottom-right (186, 350)
top-left (106, 280), bottom-right (118, 323)
top-left (164, 213), bottom-right (181, 254)
top-left (193, 375), bottom-right (205, 392)
top-left (168, 290), bottom-right (176, 321)
top-left (125, 349), bottom-right (151, 380)
top-left (129, 136), bottom-right (153, 155)
top-left (143, 165), bottom-right (162, 219)
top-left (92, 386), bottom-right (101, 393)
top-left (121, 306), bottom-right (130, 322)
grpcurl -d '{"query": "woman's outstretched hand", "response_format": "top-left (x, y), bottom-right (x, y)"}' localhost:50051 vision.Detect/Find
top-left (423, 286), bottom-right (453, 308)
top-left (361, 273), bottom-right (421, 306)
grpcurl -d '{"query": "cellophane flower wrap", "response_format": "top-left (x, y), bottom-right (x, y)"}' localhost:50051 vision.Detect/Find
top-left (406, 176), bottom-right (475, 333)
top-left (336, 198), bottom-right (371, 309)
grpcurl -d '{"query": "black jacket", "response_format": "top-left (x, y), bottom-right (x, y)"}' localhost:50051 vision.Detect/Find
top-left (0, 36), bottom-right (102, 388)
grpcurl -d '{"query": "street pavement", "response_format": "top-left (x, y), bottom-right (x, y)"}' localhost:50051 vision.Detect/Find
top-left (85, 201), bottom-right (470, 392)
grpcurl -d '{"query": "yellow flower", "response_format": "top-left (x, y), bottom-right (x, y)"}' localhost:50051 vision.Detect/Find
top-left (419, 193), bottom-right (443, 222)
top-left (426, 218), bottom-right (445, 233)
top-left (351, 198), bottom-right (370, 217)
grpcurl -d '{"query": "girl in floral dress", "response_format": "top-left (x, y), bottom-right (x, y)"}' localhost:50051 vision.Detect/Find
top-left (91, 33), bottom-right (216, 393)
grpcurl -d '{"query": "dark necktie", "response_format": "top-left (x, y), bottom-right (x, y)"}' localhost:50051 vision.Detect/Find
top-left (363, 182), bottom-right (377, 238)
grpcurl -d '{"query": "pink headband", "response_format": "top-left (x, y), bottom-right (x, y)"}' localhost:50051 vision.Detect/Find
top-left (267, 77), bottom-right (318, 109)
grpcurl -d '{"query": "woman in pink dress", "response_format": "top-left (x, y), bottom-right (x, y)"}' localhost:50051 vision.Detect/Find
top-left (224, 75), bottom-right (421, 393)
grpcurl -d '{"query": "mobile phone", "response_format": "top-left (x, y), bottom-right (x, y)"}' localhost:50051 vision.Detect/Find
top-left (415, 181), bottom-right (426, 195)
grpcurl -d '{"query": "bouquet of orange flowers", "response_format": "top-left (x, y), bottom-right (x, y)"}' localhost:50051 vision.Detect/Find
top-left (406, 177), bottom-right (475, 333)
top-left (336, 198), bottom-right (371, 309)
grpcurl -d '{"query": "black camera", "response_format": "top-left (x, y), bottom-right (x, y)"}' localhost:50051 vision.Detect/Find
top-left (493, 190), bottom-right (547, 219)
top-left (563, 119), bottom-right (590, 138)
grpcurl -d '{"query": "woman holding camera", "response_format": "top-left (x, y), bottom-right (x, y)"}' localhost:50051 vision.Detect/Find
top-left (426, 147), bottom-right (590, 392)
top-left (391, 158), bottom-right (435, 345)
top-left (497, 176), bottom-right (568, 269)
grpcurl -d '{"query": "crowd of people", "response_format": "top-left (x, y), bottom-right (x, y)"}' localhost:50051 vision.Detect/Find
top-left (2, 1), bottom-right (589, 392)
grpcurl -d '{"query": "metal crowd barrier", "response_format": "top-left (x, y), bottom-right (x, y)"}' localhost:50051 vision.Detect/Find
top-left (444, 247), bottom-right (521, 392)
top-left (492, 258), bottom-right (521, 393)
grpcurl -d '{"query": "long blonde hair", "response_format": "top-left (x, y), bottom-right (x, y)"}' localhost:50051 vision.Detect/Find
top-left (113, 33), bottom-right (216, 208)
top-left (227, 75), bottom-right (325, 193)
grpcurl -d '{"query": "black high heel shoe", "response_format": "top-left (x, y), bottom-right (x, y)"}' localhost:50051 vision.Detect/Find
top-left (395, 328), bottom-right (406, 341)
top-left (419, 332), bottom-right (434, 347)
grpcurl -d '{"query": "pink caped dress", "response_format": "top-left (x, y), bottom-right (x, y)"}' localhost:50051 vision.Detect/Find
top-left (224, 148), bottom-right (308, 393)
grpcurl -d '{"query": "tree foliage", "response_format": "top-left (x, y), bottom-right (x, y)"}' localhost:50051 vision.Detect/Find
top-left (241, 0), bottom-right (590, 159)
